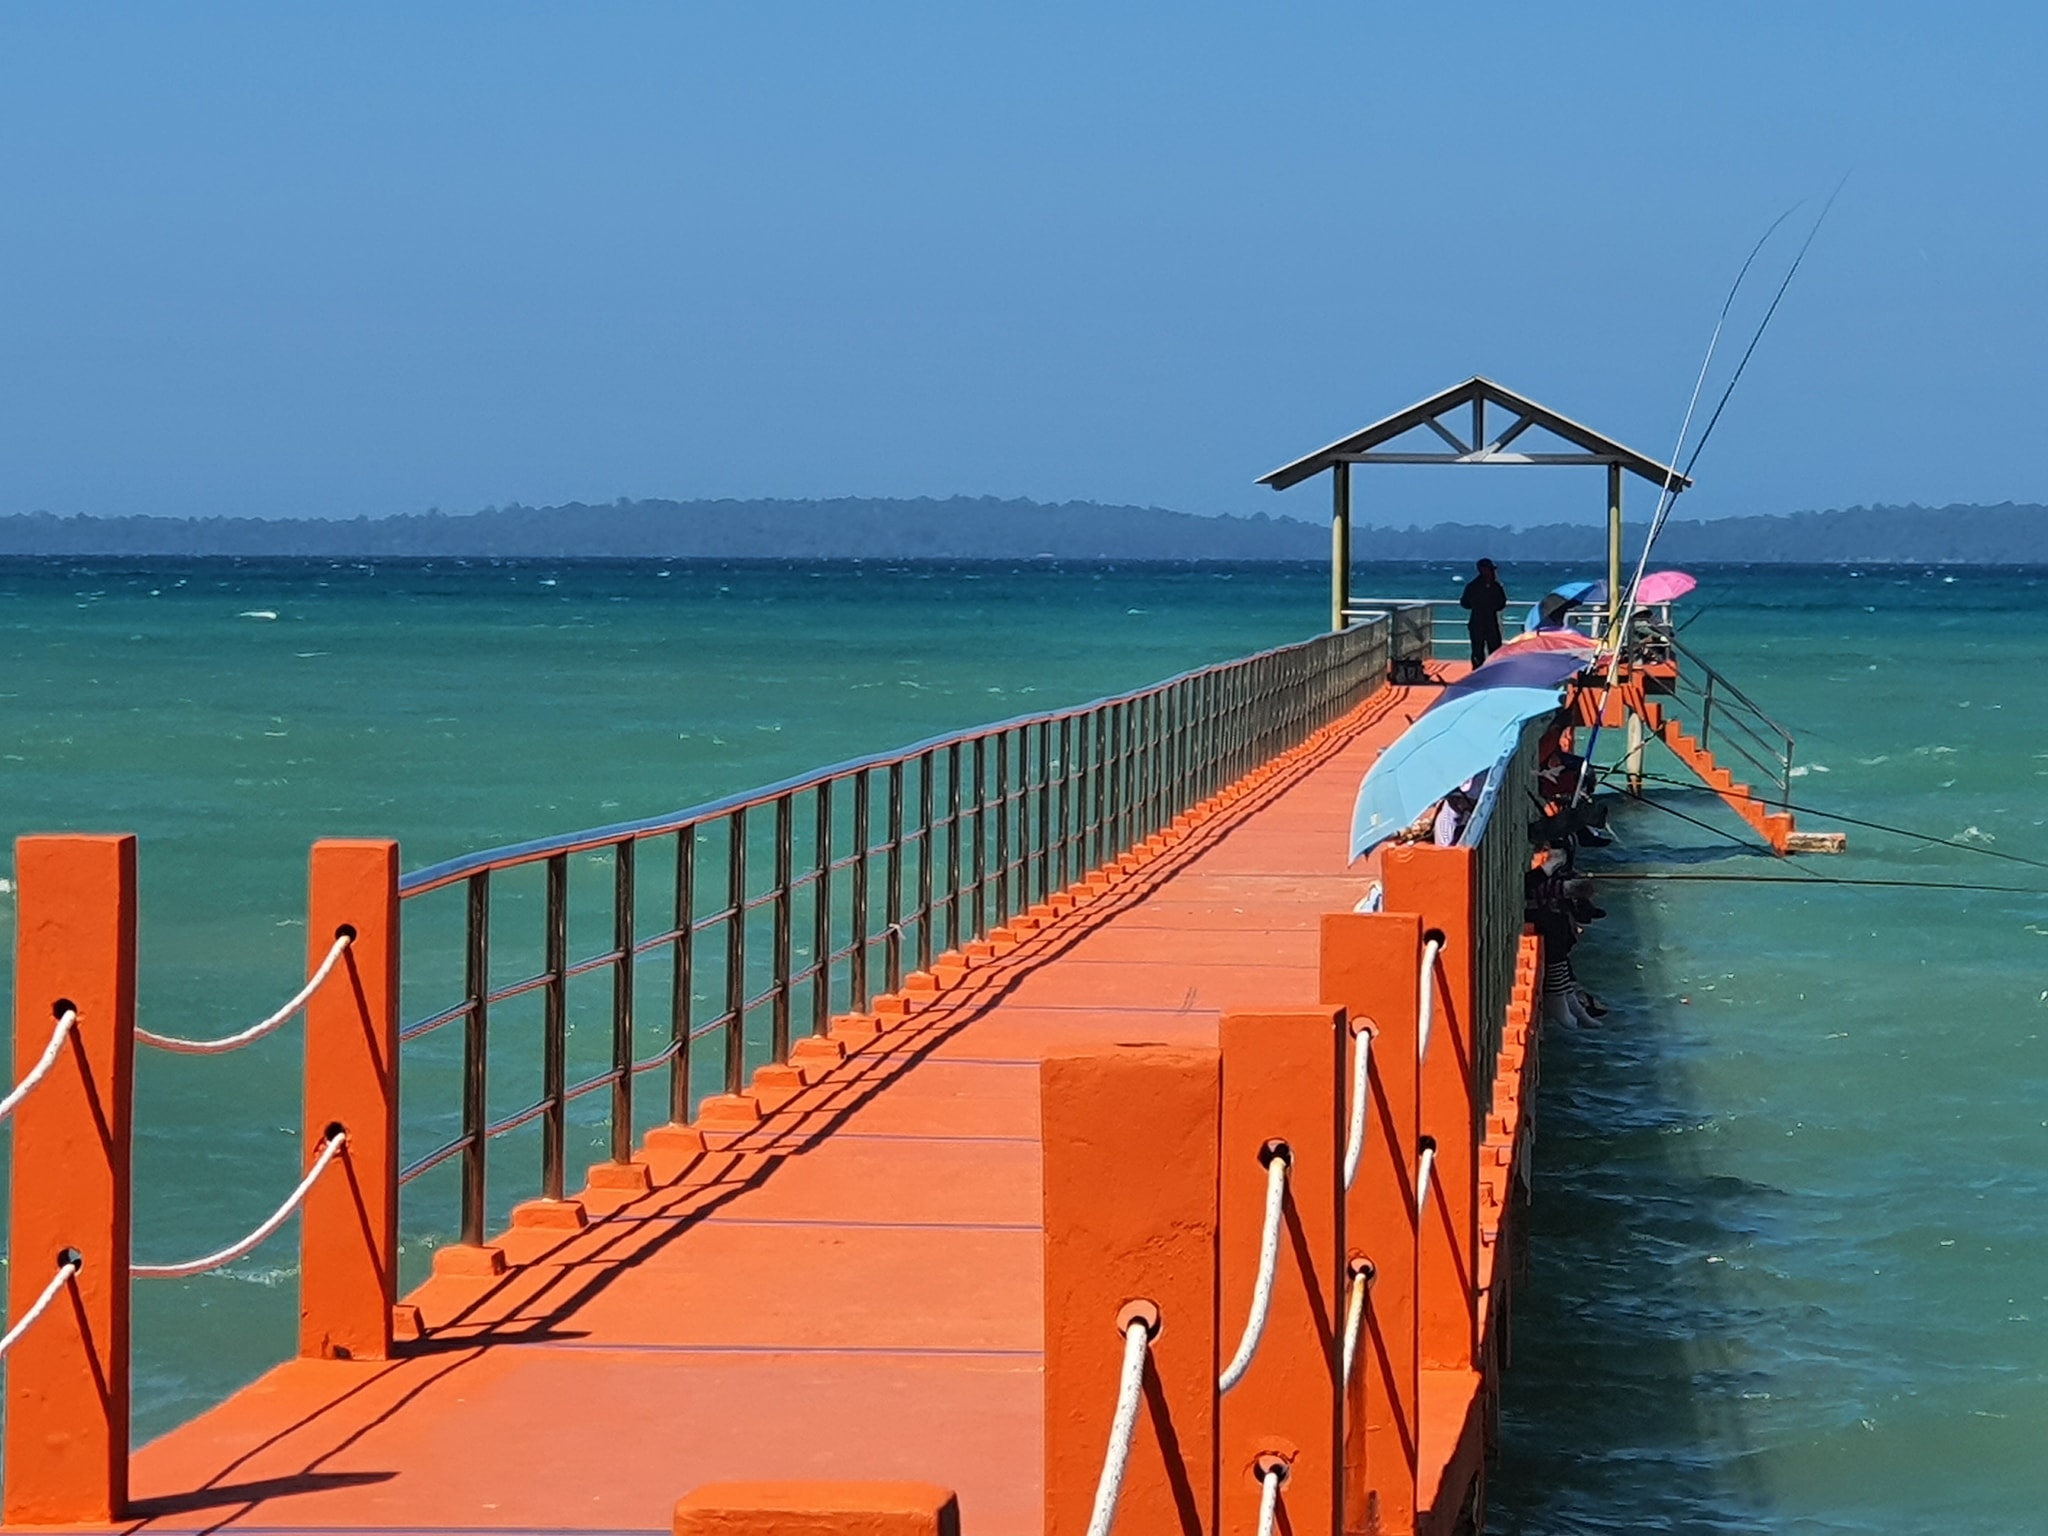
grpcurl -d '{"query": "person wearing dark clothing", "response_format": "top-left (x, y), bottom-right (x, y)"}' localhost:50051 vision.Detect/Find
top-left (1459, 558), bottom-right (1508, 667)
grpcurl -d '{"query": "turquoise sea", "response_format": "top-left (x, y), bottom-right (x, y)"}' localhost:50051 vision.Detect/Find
top-left (1, 557), bottom-right (2043, 1531)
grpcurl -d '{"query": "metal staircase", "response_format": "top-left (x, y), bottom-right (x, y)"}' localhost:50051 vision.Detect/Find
top-left (1622, 638), bottom-right (1842, 854)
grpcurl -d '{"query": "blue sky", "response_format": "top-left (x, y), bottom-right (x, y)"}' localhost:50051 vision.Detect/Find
top-left (1, 4), bottom-right (2041, 527)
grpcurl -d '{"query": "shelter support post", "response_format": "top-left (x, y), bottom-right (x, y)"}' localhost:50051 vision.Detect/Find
top-left (1332, 462), bottom-right (1352, 632)
top-left (301, 838), bottom-right (401, 1362)
top-left (4, 834), bottom-right (135, 1525)
top-left (1605, 462), bottom-right (1623, 642)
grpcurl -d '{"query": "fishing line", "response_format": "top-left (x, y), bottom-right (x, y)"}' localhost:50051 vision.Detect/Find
top-left (1618, 790), bottom-right (1845, 887)
top-left (1620, 766), bottom-right (2048, 872)
top-left (1610, 794), bottom-right (2037, 898)
top-left (1586, 871), bottom-right (2041, 895)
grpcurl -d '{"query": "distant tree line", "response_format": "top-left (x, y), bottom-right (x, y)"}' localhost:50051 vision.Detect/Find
top-left (0, 497), bottom-right (1323, 560)
top-left (0, 495), bottom-right (2039, 563)
top-left (1360, 503), bottom-right (2048, 564)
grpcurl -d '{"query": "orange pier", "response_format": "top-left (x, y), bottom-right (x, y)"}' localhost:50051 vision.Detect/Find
top-left (4, 623), bottom-right (1550, 1536)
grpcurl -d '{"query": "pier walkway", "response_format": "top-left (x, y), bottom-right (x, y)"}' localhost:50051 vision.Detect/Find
top-left (5, 619), bottom-right (1556, 1536)
top-left (125, 683), bottom-right (1433, 1536)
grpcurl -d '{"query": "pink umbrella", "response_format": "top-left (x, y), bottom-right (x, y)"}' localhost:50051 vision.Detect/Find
top-left (1635, 569), bottom-right (1697, 605)
top-left (1501, 628), bottom-right (1599, 654)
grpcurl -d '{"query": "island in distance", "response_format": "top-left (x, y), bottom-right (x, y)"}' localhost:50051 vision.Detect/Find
top-left (0, 496), bottom-right (2040, 565)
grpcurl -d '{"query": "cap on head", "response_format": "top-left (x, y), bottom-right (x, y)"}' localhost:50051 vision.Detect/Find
top-left (1477, 558), bottom-right (1497, 572)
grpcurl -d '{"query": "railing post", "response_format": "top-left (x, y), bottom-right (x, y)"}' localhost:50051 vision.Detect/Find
top-left (458, 869), bottom-right (491, 1248)
top-left (1218, 1010), bottom-right (1344, 1536)
top-left (5, 833), bottom-right (135, 1524)
top-left (301, 837), bottom-right (400, 1361)
top-left (1043, 1046), bottom-right (1220, 1536)
top-left (1382, 845), bottom-right (1483, 1378)
top-left (612, 836), bottom-right (639, 1163)
top-left (1320, 911), bottom-right (1421, 1536)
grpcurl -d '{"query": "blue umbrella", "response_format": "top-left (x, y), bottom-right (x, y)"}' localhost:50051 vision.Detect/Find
top-left (1449, 648), bottom-right (1592, 697)
top-left (1349, 684), bottom-right (1566, 861)
top-left (1524, 579), bottom-right (1601, 632)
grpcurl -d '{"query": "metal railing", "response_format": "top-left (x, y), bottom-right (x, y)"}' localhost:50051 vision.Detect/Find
top-left (1345, 598), bottom-right (1475, 659)
top-left (1664, 634), bottom-right (1796, 807)
top-left (394, 618), bottom-right (1394, 1245)
top-left (1346, 596), bottom-right (1692, 660)
top-left (1457, 717), bottom-right (1543, 1118)
top-left (1346, 601), bottom-right (1437, 666)
top-left (1346, 597), bottom-right (1596, 658)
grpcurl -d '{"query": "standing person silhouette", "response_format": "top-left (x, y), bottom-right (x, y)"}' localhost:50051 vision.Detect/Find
top-left (1459, 558), bottom-right (1508, 667)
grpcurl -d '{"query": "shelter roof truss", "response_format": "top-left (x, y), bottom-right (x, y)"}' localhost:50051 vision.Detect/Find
top-left (1257, 376), bottom-right (1691, 493)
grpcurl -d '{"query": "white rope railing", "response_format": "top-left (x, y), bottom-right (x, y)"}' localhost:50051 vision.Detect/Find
top-left (1254, 1464), bottom-right (1284, 1536)
top-left (136, 933), bottom-right (353, 1056)
top-left (133, 1129), bottom-right (346, 1278)
top-left (0, 1254), bottom-right (81, 1358)
top-left (1340, 1026), bottom-right (1373, 1192)
top-left (1416, 935), bottom-right (1444, 1062)
top-left (0, 1009), bottom-right (75, 1123)
top-left (1219, 1148), bottom-right (1290, 1393)
top-left (1085, 1315), bottom-right (1153, 1536)
top-left (1415, 1140), bottom-right (1437, 1219)
top-left (1339, 1262), bottom-right (1371, 1389)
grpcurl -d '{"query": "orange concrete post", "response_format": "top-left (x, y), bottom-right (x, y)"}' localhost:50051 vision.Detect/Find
top-left (4, 834), bottom-right (136, 1525)
top-left (1321, 911), bottom-right (1421, 1536)
top-left (300, 838), bottom-right (401, 1361)
top-left (1043, 1046), bottom-right (1220, 1536)
top-left (673, 1481), bottom-right (960, 1536)
top-left (1218, 1010), bottom-right (1344, 1536)
top-left (1381, 845), bottom-right (1481, 1375)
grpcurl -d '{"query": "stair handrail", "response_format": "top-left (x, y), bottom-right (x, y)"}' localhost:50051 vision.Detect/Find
top-left (1668, 635), bottom-right (1793, 744)
top-left (1664, 635), bottom-right (1796, 807)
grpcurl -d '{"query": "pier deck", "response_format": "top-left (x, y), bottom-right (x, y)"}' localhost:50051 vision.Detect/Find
top-left (120, 683), bottom-right (1444, 1536)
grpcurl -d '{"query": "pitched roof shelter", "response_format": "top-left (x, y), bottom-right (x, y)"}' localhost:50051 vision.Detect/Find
top-left (1258, 376), bottom-right (1691, 631)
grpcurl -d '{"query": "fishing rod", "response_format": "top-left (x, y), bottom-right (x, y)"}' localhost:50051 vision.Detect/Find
top-left (1619, 766), bottom-right (2048, 872)
top-left (1568, 213), bottom-right (1785, 797)
top-left (1626, 201), bottom-right (1808, 599)
top-left (1573, 183), bottom-right (1845, 798)
top-left (1586, 871), bottom-right (2042, 895)
top-left (1621, 177), bottom-right (1849, 601)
